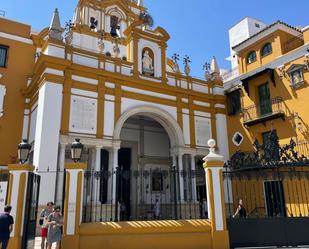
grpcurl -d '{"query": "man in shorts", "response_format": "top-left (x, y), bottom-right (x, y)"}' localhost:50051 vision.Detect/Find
top-left (0, 205), bottom-right (14, 249)
top-left (39, 202), bottom-right (54, 249)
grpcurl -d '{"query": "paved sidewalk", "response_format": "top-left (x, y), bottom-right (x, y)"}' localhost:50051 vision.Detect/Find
top-left (235, 247), bottom-right (309, 249)
top-left (34, 237), bottom-right (309, 249)
top-left (34, 237), bottom-right (56, 249)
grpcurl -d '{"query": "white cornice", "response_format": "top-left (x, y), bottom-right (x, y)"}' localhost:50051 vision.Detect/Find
top-left (0, 32), bottom-right (33, 45)
top-left (224, 43), bottom-right (309, 90)
top-left (234, 23), bottom-right (302, 53)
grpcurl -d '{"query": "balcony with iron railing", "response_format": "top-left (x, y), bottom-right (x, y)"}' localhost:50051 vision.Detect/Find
top-left (243, 96), bottom-right (285, 127)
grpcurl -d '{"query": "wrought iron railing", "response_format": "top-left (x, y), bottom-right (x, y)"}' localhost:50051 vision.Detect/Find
top-left (82, 167), bottom-right (207, 223)
top-left (243, 96), bottom-right (284, 124)
top-left (226, 130), bottom-right (309, 170)
top-left (289, 140), bottom-right (309, 159)
top-left (283, 34), bottom-right (304, 54)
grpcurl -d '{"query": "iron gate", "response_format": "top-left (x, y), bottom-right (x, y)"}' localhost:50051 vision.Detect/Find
top-left (21, 173), bottom-right (40, 249)
top-left (225, 130), bottom-right (309, 248)
top-left (0, 171), bottom-right (9, 211)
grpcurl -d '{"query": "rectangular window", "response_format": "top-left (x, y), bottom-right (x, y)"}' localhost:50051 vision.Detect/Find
top-left (258, 83), bottom-right (272, 116)
top-left (264, 181), bottom-right (286, 217)
top-left (227, 90), bottom-right (241, 115)
top-left (262, 130), bottom-right (277, 146)
top-left (0, 45), bottom-right (8, 68)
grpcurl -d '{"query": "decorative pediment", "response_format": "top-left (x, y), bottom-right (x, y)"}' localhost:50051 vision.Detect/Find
top-left (286, 64), bottom-right (304, 74)
top-left (154, 27), bottom-right (170, 41)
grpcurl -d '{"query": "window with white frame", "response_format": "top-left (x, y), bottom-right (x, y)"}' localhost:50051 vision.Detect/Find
top-left (232, 132), bottom-right (244, 146)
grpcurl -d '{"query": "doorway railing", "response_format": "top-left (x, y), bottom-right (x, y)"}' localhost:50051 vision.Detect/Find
top-left (81, 167), bottom-right (207, 223)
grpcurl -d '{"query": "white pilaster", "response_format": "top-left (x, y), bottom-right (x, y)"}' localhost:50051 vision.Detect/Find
top-left (93, 146), bottom-right (102, 204)
top-left (111, 146), bottom-right (120, 203)
top-left (190, 154), bottom-right (197, 202)
top-left (95, 146), bottom-right (101, 171)
top-left (33, 82), bottom-right (63, 205)
top-left (203, 139), bottom-right (226, 232)
top-left (172, 154), bottom-right (177, 166)
top-left (215, 114), bottom-right (229, 162)
top-left (178, 153), bottom-right (185, 201)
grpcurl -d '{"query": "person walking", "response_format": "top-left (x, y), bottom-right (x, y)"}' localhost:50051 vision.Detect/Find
top-left (233, 199), bottom-right (247, 218)
top-left (39, 202), bottom-right (54, 249)
top-left (46, 206), bottom-right (63, 249)
top-left (0, 205), bottom-right (14, 249)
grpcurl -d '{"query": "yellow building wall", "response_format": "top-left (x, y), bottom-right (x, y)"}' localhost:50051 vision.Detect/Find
top-left (62, 220), bottom-right (213, 249)
top-left (0, 18), bottom-right (35, 165)
top-left (237, 30), bottom-right (301, 75)
top-left (228, 36), bottom-right (309, 156)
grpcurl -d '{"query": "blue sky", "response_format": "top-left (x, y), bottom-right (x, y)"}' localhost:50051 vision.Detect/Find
top-left (1, 0), bottom-right (308, 78)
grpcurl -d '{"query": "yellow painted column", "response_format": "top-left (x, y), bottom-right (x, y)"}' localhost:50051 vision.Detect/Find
top-left (160, 41), bottom-right (167, 84)
top-left (96, 77), bottom-right (106, 138)
top-left (203, 140), bottom-right (230, 249)
top-left (133, 34), bottom-right (139, 78)
top-left (60, 70), bottom-right (72, 135)
top-left (188, 96), bottom-right (196, 148)
top-left (62, 163), bottom-right (87, 249)
top-left (114, 82), bottom-right (122, 125)
top-left (7, 164), bottom-right (35, 249)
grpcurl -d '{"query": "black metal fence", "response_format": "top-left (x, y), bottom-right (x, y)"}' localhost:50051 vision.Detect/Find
top-left (82, 167), bottom-right (207, 223)
top-left (0, 171), bottom-right (9, 209)
top-left (224, 168), bottom-right (309, 218)
top-left (0, 170), bottom-right (9, 181)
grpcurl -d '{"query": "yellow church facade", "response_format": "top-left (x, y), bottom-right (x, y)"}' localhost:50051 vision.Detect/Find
top-left (1, 1), bottom-right (309, 248)
top-left (0, 1), bottom-right (232, 249)
top-left (0, 0), bottom-right (229, 241)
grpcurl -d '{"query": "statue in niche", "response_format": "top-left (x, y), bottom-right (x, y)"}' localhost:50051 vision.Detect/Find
top-left (142, 50), bottom-right (154, 76)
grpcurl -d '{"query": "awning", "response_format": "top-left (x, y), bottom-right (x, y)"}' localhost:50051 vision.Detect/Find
top-left (240, 68), bottom-right (275, 95)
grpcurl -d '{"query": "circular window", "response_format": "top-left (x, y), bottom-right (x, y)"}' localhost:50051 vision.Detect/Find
top-left (232, 132), bottom-right (244, 146)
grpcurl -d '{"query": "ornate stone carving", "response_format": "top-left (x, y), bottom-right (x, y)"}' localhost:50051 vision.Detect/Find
top-left (64, 20), bottom-right (74, 45)
top-left (172, 53), bottom-right (180, 73)
top-left (142, 50), bottom-right (154, 75)
top-left (183, 55), bottom-right (191, 76)
top-left (113, 38), bottom-right (120, 58)
top-left (97, 30), bottom-right (105, 53)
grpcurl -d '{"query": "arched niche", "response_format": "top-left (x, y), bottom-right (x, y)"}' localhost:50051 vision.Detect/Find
top-left (142, 47), bottom-right (155, 76)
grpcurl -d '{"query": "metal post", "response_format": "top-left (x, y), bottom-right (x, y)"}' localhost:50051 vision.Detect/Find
top-left (172, 165), bottom-right (178, 220)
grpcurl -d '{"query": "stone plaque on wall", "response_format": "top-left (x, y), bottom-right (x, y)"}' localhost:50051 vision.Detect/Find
top-left (195, 117), bottom-right (211, 146)
top-left (70, 95), bottom-right (97, 134)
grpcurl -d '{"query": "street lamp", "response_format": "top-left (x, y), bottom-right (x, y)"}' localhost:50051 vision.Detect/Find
top-left (18, 139), bottom-right (32, 164)
top-left (71, 138), bottom-right (83, 162)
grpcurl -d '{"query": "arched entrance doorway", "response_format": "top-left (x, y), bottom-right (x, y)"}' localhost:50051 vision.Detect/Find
top-left (112, 106), bottom-right (201, 221)
top-left (118, 114), bottom-right (173, 220)
top-left (82, 106), bottom-right (206, 222)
